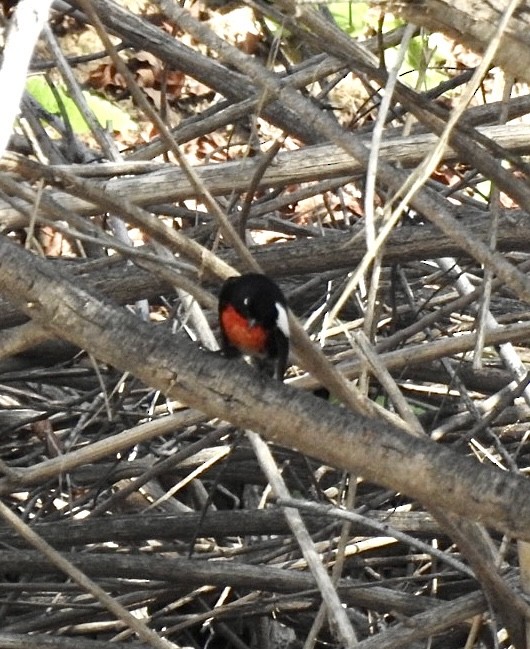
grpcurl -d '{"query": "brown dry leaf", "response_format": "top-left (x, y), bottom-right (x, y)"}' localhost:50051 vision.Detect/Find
top-left (136, 65), bottom-right (157, 89)
top-left (194, 133), bottom-right (230, 163)
top-left (238, 31), bottom-right (262, 55)
top-left (37, 226), bottom-right (75, 257)
top-left (143, 86), bottom-right (162, 110)
top-left (89, 62), bottom-right (128, 91)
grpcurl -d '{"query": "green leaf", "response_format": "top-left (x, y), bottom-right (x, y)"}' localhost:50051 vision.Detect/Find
top-left (327, 1), bottom-right (369, 34)
top-left (402, 35), bottom-right (448, 90)
top-left (26, 76), bottom-right (137, 134)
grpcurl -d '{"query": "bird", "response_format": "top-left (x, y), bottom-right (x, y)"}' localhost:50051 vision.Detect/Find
top-left (218, 273), bottom-right (290, 381)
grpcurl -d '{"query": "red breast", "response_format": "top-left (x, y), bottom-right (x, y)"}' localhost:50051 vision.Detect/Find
top-left (220, 303), bottom-right (268, 355)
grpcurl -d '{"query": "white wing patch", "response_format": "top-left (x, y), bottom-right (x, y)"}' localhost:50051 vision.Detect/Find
top-left (275, 303), bottom-right (290, 338)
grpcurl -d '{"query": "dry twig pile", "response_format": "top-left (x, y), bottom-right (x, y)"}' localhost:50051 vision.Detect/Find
top-left (1, 0), bottom-right (530, 648)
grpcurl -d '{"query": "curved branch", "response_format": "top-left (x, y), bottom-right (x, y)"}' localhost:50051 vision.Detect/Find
top-left (0, 236), bottom-right (530, 539)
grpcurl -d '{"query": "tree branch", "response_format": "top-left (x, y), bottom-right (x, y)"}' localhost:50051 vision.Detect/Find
top-left (1, 236), bottom-right (530, 540)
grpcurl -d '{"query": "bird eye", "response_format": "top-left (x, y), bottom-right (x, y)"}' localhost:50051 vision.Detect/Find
top-left (243, 297), bottom-right (249, 306)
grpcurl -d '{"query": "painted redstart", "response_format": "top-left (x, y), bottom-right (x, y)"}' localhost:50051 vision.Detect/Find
top-left (219, 273), bottom-right (290, 381)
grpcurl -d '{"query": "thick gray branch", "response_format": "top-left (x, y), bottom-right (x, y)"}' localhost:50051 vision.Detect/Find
top-left (1, 236), bottom-right (530, 540)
